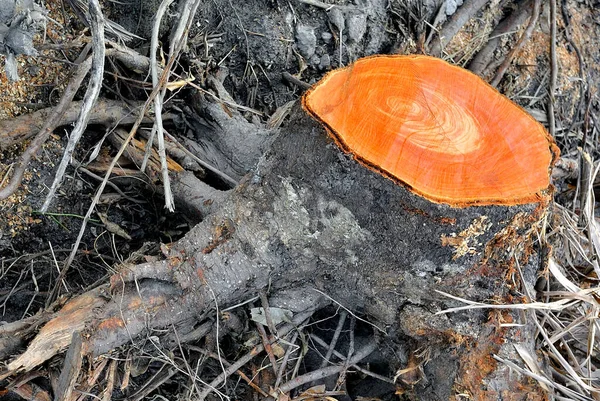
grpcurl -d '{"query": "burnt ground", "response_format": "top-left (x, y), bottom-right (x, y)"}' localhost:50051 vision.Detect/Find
top-left (0, 0), bottom-right (599, 400)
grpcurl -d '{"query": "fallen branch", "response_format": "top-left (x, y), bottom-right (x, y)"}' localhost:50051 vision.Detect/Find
top-left (468, 0), bottom-right (534, 76)
top-left (429, 0), bottom-right (489, 57)
top-left (0, 99), bottom-right (144, 148)
top-left (490, 0), bottom-right (541, 87)
top-left (41, 0), bottom-right (106, 212)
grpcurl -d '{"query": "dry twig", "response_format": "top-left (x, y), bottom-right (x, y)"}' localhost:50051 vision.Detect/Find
top-left (490, 0), bottom-right (541, 87)
top-left (41, 0), bottom-right (106, 213)
top-left (276, 338), bottom-right (377, 395)
top-left (429, 0), bottom-right (489, 57)
top-left (319, 310), bottom-right (346, 369)
top-left (0, 57), bottom-right (91, 201)
top-left (150, 0), bottom-right (176, 211)
top-left (469, 0), bottom-right (534, 75)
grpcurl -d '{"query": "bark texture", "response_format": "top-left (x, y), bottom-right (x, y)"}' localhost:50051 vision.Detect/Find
top-left (0, 100), bottom-right (144, 148)
top-left (2, 106), bottom-right (549, 399)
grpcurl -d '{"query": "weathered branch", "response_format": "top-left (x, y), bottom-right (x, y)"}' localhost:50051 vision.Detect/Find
top-left (429, 0), bottom-right (489, 57)
top-left (0, 99), bottom-right (145, 148)
top-left (469, 0), bottom-right (534, 76)
top-left (490, 0), bottom-right (541, 87)
top-left (41, 0), bottom-right (106, 212)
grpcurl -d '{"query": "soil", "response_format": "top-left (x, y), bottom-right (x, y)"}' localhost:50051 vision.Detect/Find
top-left (0, 0), bottom-right (599, 399)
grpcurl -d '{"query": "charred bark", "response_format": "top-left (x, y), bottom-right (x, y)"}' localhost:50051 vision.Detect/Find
top-left (1, 105), bottom-right (549, 399)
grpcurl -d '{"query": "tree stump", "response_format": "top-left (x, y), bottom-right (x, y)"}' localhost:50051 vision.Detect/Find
top-left (1, 99), bottom-right (556, 398)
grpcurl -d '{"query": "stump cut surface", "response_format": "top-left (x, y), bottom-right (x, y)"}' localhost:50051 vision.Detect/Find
top-left (302, 55), bottom-right (559, 207)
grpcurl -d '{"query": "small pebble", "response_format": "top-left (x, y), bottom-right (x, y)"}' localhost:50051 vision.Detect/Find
top-left (446, 0), bottom-right (463, 16)
top-left (347, 12), bottom-right (367, 43)
top-left (321, 31), bottom-right (333, 43)
top-left (327, 7), bottom-right (345, 32)
top-left (295, 24), bottom-right (317, 59)
top-left (319, 54), bottom-right (331, 70)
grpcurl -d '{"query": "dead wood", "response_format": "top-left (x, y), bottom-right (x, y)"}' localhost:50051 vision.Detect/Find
top-left (469, 0), bottom-right (534, 76)
top-left (429, 0), bottom-right (490, 57)
top-left (1, 104), bottom-right (552, 398)
top-left (40, 0), bottom-right (106, 213)
top-left (490, 0), bottom-right (541, 87)
top-left (0, 99), bottom-right (144, 148)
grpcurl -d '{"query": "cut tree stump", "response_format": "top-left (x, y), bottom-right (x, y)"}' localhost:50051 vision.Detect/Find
top-left (0, 101), bottom-right (555, 399)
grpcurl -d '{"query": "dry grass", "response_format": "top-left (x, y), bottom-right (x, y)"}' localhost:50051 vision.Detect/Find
top-left (438, 160), bottom-right (600, 400)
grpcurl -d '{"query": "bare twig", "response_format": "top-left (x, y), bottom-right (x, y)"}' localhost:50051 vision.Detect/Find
top-left (282, 71), bottom-right (311, 90)
top-left (274, 331), bottom-right (299, 388)
top-left (0, 57), bottom-right (91, 201)
top-left (41, 0), bottom-right (106, 212)
top-left (255, 319), bottom-right (279, 376)
top-left (276, 338), bottom-right (377, 395)
top-left (335, 315), bottom-right (355, 390)
top-left (150, 0), bottom-right (175, 211)
top-left (319, 310), bottom-right (346, 369)
top-left (548, 0), bottom-right (558, 140)
top-left (490, 0), bottom-right (541, 87)
top-left (429, 0), bottom-right (489, 57)
top-left (310, 334), bottom-right (394, 384)
top-left (256, 294), bottom-right (280, 375)
top-left (155, 0), bottom-right (202, 211)
top-left (469, 0), bottom-right (534, 75)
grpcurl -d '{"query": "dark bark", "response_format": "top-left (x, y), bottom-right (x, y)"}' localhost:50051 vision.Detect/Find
top-left (1, 105), bottom-right (549, 399)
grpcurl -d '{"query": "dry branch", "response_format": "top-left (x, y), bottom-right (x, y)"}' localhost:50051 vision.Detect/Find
top-left (0, 99), bottom-right (144, 148)
top-left (469, 0), bottom-right (534, 76)
top-left (429, 0), bottom-right (489, 57)
top-left (490, 0), bottom-right (541, 87)
top-left (41, 0), bottom-right (105, 212)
